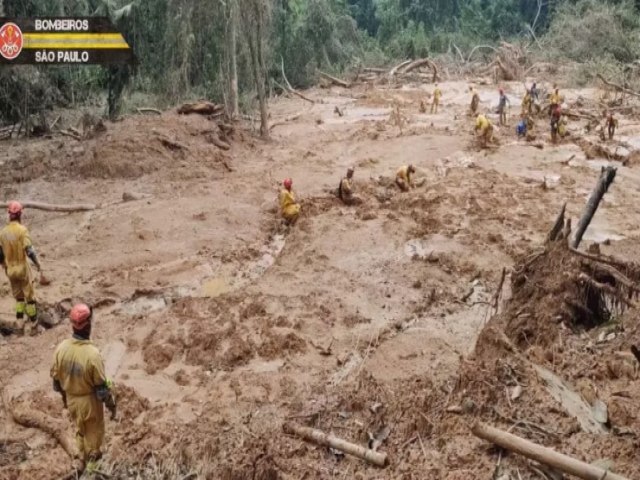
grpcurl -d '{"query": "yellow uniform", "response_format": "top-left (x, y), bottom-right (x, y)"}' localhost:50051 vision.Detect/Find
top-left (521, 92), bottom-right (532, 115)
top-left (431, 88), bottom-right (442, 113)
top-left (550, 92), bottom-right (560, 106)
top-left (476, 115), bottom-right (493, 147)
top-left (396, 166), bottom-right (413, 191)
top-left (339, 177), bottom-right (352, 198)
top-left (279, 189), bottom-right (300, 222)
top-left (51, 338), bottom-right (108, 462)
top-left (0, 221), bottom-right (35, 315)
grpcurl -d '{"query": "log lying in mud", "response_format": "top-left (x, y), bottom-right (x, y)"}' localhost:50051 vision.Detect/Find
top-left (317, 70), bottom-right (350, 88)
top-left (472, 422), bottom-right (629, 480)
top-left (2, 390), bottom-right (75, 459)
top-left (0, 201), bottom-right (96, 212)
top-left (283, 422), bottom-right (388, 467)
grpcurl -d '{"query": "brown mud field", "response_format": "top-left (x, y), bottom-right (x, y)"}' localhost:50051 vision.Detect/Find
top-left (1, 80), bottom-right (640, 479)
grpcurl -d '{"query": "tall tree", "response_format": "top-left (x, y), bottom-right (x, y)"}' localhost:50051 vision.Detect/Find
top-left (241, 0), bottom-right (270, 138)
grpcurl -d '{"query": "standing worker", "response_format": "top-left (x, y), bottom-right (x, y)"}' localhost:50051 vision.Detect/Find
top-left (497, 88), bottom-right (510, 126)
top-left (475, 114), bottom-right (494, 148)
top-left (51, 304), bottom-right (116, 473)
top-left (431, 84), bottom-right (442, 114)
top-left (279, 178), bottom-right (301, 225)
top-left (549, 86), bottom-right (561, 116)
top-left (521, 90), bottom-right (532, 116)
top-left (338, 167), bottom-right (361, 205)
top-left (550, 105), bottom-right (562, 143)
top-left (469, 86), bottom-right (480, 115)
top-left (396, 165), bottom-right (416, 192)
top-left (0, 201), bottom-right (42, 335)
top-left (606, 112), bottom-right (618, 140)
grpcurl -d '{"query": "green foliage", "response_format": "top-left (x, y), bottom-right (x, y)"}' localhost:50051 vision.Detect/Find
top-left (3, 0), bottom-right (640, 126)
top-left (544, 0), bottom-right (640, 63)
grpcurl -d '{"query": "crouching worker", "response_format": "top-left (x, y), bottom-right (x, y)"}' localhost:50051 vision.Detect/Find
top-left (396, 165), bottom-right (416, 192)
top-left (279, 178), bottom-right (301, 225)
top-left (338, 167), bottom-right (362, 205)
top-left (475, 114), bottom-right (494, 148)
top-left (51, 304), bottom-right (116, 473)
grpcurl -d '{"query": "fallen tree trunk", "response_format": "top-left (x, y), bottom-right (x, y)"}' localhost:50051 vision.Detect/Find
top-left (399, 58), bottom-right (439, 82)
top-left (0, 201), bottom-right (96, 212)
top-left (2, 389), bottom-right (75, 459)
top-left (571, 166), bottom-right (616, 249)
top-left (317, 70), bottom-right (350, 88)
top-left (137, 107), bottom-right (162, 115)
top-left (597, 74), bottom-right (640, 99)
top-left (471, 422), bottom-right (629, 480)
top-left (388, 60), bottom-right (412, 77)
top-left (283, 422), bottom-right (388, 467)
top-left (177, 101), bottom-right (224, 116)
top-left (274, 79), bottom-right (315, 104)
top-left (362, 67), bottom-right (386, 74)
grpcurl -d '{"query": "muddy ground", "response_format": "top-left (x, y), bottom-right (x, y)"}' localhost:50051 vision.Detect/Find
top-left (1, 79), bottom-right (639, 479)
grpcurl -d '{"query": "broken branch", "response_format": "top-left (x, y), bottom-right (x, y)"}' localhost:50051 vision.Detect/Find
top-left (137, 107), bottom-right (163, 115)
top-left (597, 74), bottom-right (640, 99)
top-left (283, 422), bottom-right (388, 467)
top-left (471, 422), bottom-right (629, 480)
top-left (0, 201), bottom-right (96, 212)
top-left (317, 70), bottom-right (350, 88)
top-left (571, 166), bottom-right (616, 249)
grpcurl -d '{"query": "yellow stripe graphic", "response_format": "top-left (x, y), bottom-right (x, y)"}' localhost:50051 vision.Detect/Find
top-left (23, 33), bottom-right (130, 49)
top-left (24, 33), bottom-right (125, 41)
top-left (25, 43), bottom-right (129, 49)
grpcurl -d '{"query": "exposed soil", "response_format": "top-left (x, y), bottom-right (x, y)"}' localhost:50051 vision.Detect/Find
top-left (2, 79), bottom-right (640, 479)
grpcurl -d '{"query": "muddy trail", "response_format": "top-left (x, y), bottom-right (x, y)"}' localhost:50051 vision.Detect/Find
top-left (1, 80), bottom-right (640, 479)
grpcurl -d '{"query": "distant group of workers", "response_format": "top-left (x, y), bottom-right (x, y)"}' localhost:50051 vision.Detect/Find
top-left (278, 164), bottom-right (417, 223)
top-left (0, 202), bottom-right (115, 473)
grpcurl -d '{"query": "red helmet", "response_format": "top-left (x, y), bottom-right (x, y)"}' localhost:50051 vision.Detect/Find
top-left (70, 303), bottom-right (92, 330)
top-left (283, 178), bottom-right (293, 189)
top-left (7, 201), bottom-right (22, 215)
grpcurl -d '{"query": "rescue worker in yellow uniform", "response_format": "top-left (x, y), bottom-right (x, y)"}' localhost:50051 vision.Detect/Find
top-left (0, 201), bottom-right (42, 334)
top-left (549, 87), bottom-right (561, 116)
top-left (396, 165), bottom-right (416, 192)
top-left (338, 167), bottom-right (361, 205)
top-left (279, 178), bottom-right (301, 225)
top-left (51, 303), bottom-right (116, 473)
top-left (470, 87), bottom-right (480, 115)
top-left (431, 84), bottom-right (442, 114)
top-left (475, 114), bottom-right (493, 148)
top-left (521, 90), bottom-right (532, 116)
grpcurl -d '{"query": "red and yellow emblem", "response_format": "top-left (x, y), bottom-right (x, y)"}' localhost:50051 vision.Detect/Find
top-left (0, 22), bottom-right (23, 60)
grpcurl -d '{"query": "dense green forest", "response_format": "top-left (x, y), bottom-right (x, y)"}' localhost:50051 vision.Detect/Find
top-left (1, 0), bottom-right (640, 125)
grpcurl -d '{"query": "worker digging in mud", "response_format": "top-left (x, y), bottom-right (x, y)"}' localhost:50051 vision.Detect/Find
top-left (396, 165), bottom-right (416, 192)
top-left (516, 115), bottom-right (527, 138)
top-left (0, 201), bottom-right (42, 335)
top-left (497, 88), bottom-right (510, 126)
top-left (475, 113), bottom-right (494, 148)
top-left (338, 167), bottom-right (362, 205)
top-left (51, 303), bottom-right (116, 473)
top-left (469, 86), bottom-right (480, 115)
top-left (279, 178), bottom-right (301, 225)
top-left (605, 111), bottom-right (618, 140)
top-left (431, 84), bottom-right (442, 114)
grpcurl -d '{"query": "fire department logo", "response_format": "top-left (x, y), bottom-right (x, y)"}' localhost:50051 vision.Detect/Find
top-left (0, 22), bottom-right (23, 60)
